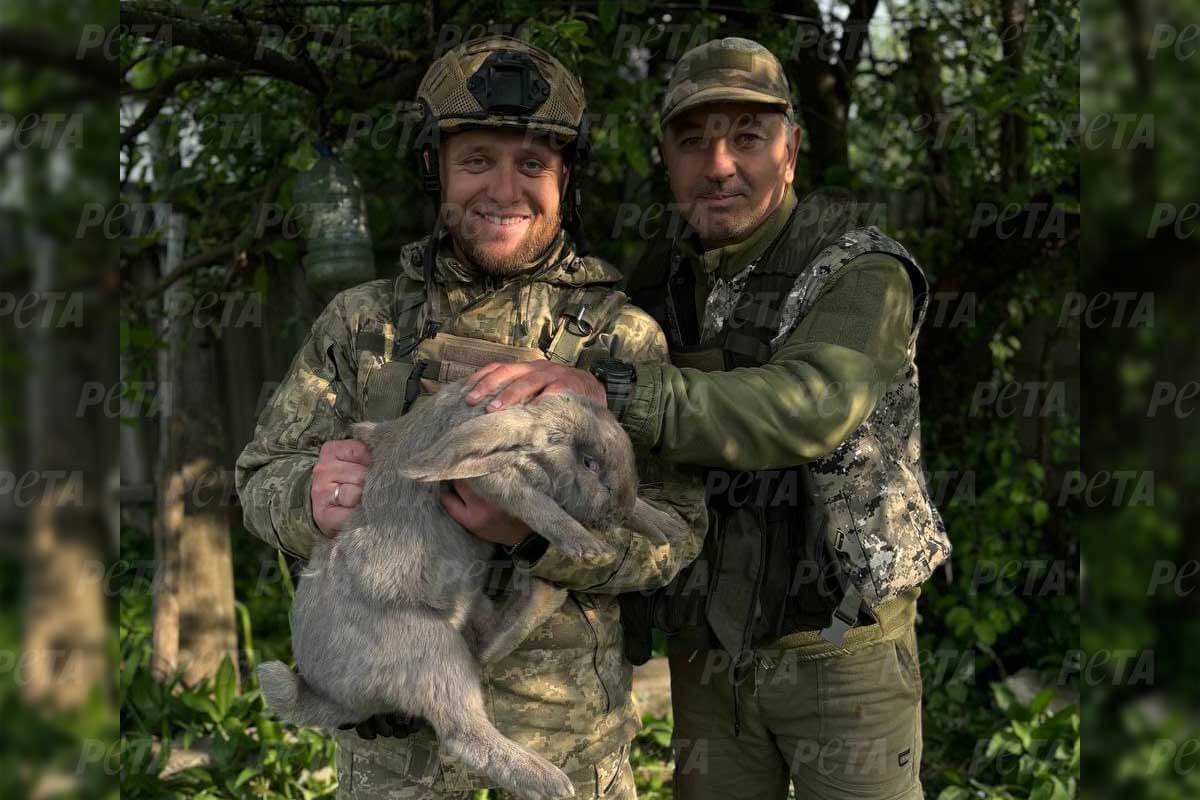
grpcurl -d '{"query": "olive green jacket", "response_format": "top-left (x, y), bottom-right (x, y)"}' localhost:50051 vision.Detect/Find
top-left (622, 189), bottom-right (915, 470)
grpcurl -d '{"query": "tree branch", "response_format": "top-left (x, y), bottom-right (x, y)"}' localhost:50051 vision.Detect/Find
top-left (0, 27), bottom-right (117, 91)
top-left (121, 60), bottom-right (243, 147)
top-left (121, 0), bottom-right (424, 111)
top-left (134, 169), bottom-right (289, 302)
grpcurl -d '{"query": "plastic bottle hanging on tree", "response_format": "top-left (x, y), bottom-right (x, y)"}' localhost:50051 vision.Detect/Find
top-left (293, 142), bottom-right (375, 290)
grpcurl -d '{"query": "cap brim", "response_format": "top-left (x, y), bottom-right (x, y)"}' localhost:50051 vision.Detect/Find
top-left (662, 86), bottom-right (792, 126)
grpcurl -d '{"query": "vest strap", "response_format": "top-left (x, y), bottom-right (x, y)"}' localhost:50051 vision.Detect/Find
top-left (819, 583), bottom-right (864, 646)
top-left (546, 291), bottom-right (627, 365)
top-left (402, 360), bottom-right (429, 415)
top-left (546, 301), bottom-right (594, 365)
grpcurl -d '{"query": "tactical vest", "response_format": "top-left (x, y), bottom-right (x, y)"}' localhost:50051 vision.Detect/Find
top-left (628, 209), bottom-right (951, 656)
top-left (355, 240), bottom-right (631, 422)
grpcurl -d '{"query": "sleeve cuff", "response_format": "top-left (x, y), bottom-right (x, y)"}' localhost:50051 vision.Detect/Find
top-left (621, 365), bottom-right (663, 450)
top-left (278, 468), bottom-right (321, 559)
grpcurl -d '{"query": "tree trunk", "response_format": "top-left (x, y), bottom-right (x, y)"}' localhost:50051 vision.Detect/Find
top-left (1118, 0), bottom-right (1156, 213)
top-left (908, 23), bottom-right (955, 222)
top-left (19, 211), bottom-right (108, 710)
top-left (786, 0), bottom-right (878, 188)
top-left (148, 125), bottom-right (239, 687)
top-left (997, 0), bottom-right (1030, 190)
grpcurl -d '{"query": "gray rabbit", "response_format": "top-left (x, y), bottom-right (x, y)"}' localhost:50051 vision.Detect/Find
top-left (257, 379), bottom-right (687, 800)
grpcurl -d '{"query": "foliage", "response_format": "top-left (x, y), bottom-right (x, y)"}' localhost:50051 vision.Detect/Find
top-left (936, 684), bottom-right (1079, 800)
top-left (116, 0), bottom-right (1081, 797)
top-left (120, 523), bottom-right (336, 800)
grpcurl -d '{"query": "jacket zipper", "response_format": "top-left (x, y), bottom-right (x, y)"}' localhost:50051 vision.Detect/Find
top-left (733, 678), bottom-right (741, 737)
top-left (731, 505), bottom-right (769, 739)
top-left (571, 594), bottom-right (610, 714)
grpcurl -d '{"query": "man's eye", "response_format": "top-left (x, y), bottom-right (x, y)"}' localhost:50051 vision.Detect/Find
top-left (463, 157), bottom-right (489, 170)
top-left (679, 136), bottom-right (702, 148)
top-left (735, 133), bottom-right (763, 147)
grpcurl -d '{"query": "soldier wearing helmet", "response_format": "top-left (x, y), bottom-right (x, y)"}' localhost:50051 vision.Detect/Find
top-left (464, 36), bottom-right (949, 800)
top-left (237, 36), bottom-right (707, 799)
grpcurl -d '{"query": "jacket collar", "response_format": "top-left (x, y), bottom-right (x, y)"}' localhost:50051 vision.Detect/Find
top-left (678, 189), bottom-right (798, 281)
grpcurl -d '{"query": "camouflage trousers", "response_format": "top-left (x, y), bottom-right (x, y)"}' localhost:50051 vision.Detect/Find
top-left (668, 592), bottom-right (924, 800)
top-left (334, 729), bottom-right (636, 799)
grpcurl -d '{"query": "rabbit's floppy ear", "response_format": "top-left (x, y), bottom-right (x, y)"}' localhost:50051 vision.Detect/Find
top-left (625, 497), bottom-right (690, 546)
top-left (394, 411), bottom-right (534, 482)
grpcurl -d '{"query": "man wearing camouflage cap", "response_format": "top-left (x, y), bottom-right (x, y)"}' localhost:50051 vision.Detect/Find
top-left (466, 37), bottom-right (950, 799)
top-left (236, 35), bottom-right (707, 799)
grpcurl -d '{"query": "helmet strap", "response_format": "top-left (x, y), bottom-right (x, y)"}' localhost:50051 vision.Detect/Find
top-left (414, 98), bottom-right (441, 202)
top-left (562, 112), bottom-right (591, 256)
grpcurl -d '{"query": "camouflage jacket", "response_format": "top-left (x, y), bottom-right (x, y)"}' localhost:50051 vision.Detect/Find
top-left (235, 232), bottom-right (707, 781)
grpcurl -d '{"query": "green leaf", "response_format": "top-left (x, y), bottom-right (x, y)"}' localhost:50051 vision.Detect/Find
top-left (278, 550), bottom-right (296, 601)
top-left (215, 654), bottom-right (236, 717)
top-left (937, 788), bottom-right (971, 800)
top-left (287, 140), bottom-right (318, 173)
top-left (179, 690), bottom-right (220, 721)
top-left (991, 682), bottom-right (1017, 714)
top-left (973, 619), bottom-right (997, 646)
top-left (1029, 688), bottom-right (1055, 717)
top-left (598, 0), bottom-right (618, 32)
top-left (234, 765), bottom-right (259, 788)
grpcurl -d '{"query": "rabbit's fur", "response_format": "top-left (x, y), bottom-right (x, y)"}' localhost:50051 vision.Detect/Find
top-left (257, 379), bottom-right (687, 800)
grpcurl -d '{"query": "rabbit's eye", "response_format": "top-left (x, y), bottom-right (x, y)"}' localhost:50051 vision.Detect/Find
top-left (581, 453), bottom-right (601, 474)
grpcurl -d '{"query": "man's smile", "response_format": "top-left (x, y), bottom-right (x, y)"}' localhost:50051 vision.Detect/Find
top-left (472, 208), bottom-right (533, 236)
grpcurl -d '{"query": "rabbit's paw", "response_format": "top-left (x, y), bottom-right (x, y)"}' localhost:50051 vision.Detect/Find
top-left (565, 537), bottom-right (616, 566)
top-left (529, 763), bottom-right (576, 799)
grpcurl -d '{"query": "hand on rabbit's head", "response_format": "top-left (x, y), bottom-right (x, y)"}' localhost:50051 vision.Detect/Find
top-left (353, 385), bottom-right (686, 546)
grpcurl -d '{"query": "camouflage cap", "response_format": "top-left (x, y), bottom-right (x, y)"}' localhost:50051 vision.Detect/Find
top-left (661, 37), bottom-right (794, 127)
top-left (417, 35), bottom-right (585, 141)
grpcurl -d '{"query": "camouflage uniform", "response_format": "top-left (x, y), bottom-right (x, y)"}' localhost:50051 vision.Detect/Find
top-left (616, 38), bottom-right (949, 800)
top-left (237, 34), bottom-right (707, 799)
top-left (236, 231), bottom-right (707, 798)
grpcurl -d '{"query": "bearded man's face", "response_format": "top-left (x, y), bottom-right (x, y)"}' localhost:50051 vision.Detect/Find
top-left (440, 129), bottom-right (567, 275)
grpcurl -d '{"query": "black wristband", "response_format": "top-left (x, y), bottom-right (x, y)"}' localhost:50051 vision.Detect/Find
top-left (589, 358), bottom-right (637, 418)
top-left (507, 532), bottom-right (550, 564)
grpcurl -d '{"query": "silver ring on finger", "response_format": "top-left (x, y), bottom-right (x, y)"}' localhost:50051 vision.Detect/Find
top-left (333, 483), bottom-right (342, 507)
